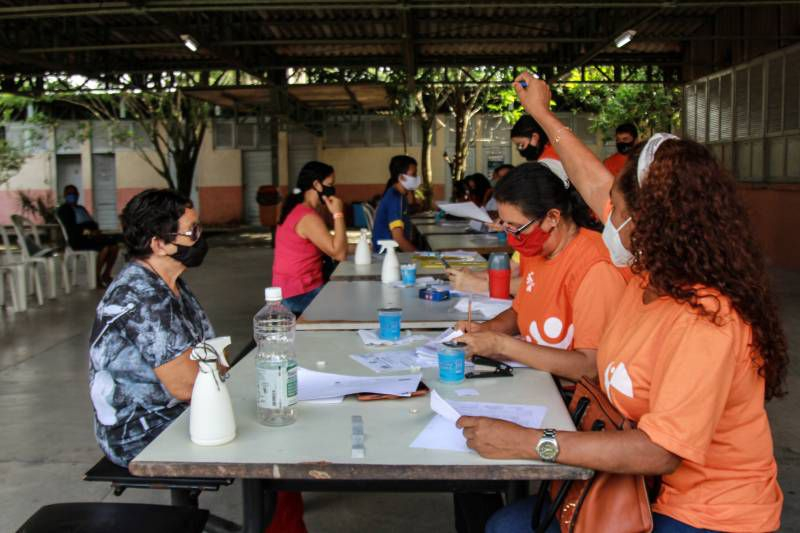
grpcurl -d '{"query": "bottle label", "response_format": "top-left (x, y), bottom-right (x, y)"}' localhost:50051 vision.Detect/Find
top-left (286, 361), bottom-right (297, 406)
top-left (257, 360), bottom-right (298, 409)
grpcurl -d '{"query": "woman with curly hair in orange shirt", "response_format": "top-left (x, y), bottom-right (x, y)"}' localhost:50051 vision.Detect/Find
top-left (466, 73), bottom-right (788, 533)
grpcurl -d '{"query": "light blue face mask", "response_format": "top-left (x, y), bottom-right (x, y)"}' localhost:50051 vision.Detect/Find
top-left (65, 193), bottom-right (78, 204)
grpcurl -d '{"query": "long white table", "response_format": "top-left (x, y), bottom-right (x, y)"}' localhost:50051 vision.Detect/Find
top-left (330, 252), bottom-right (440, 281)
top-left (130, 331), bottom-right (590, 531)
top-left (296, 280), bottom-right (469, 330)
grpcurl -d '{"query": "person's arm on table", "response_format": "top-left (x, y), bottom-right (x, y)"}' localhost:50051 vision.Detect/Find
top-left (447, 261), bottom-right (522, 296)
top-left (460, 332), bottom-right (597, 381)
top-left (456, 418), bottom-right (680, 476)
top-left (513, 73), bottom-right (614, 221)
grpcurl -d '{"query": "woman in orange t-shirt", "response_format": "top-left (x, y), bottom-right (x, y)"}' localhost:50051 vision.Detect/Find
top-left (456, 161), bottom-right (626, 383)
top-left (466, 74), bottom-right (787, 533)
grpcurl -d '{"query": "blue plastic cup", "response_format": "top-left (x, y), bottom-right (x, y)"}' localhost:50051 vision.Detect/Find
top-left (378, 308), bottom-right (403, 341)
top-left (438, 342), bottom-right (466, 383)
top-left (400, 263), bottom-right (417, 286)
top-left (496, 231), bottom-right (508, 243)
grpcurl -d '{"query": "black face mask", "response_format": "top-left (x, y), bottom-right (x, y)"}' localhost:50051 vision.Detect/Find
top-left (518, 143), bottom-right (543, 161)
top-left (616, 142), bottom-right (634, 155)
top-left (317, 184), bottom-right (336, 202)
top-left (171, 235), bottom-right (208, 268)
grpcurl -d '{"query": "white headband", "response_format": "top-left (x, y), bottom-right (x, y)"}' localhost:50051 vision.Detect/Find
top-left (538, 158), bottom-right (570, 189)
top-left (637, 133), bottom-right (679, 185)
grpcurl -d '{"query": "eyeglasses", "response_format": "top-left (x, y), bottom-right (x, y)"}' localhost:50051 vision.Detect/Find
top-left (501, 218), bottom-right (537, 237)
top-left (171, 223), bottom-right (202, 242)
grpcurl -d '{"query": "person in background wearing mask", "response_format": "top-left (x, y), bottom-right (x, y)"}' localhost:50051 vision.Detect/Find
top-left (273, 161), bottom-right (346, 316)
top-left (372, 155), bottom-right (419, 252)
top-left (510, 115), bottom-right (560, 162)
top-left (603, 122), bottom-right (639, 177)
top-left (56, 184), bottom-right (120, 287)
top-left (89, 188), bottom-right (214, 469)
top-left (465, 73), bottom-right (785, 533)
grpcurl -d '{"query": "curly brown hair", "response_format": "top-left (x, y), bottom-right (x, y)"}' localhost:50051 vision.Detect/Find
top-left (618, 139), bottom-right (788, 400)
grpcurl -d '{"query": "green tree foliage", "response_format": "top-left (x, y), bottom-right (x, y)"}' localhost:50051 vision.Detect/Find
top-left (553, 68), bottom-right (681, 137)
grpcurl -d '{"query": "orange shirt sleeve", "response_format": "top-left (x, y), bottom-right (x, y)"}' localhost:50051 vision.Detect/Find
top-left (637, 317), bottom-right (737, 465)
top-left (571, 262), bottom-right (626, 350)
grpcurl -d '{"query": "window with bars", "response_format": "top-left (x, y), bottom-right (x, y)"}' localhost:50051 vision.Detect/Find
top-left (683, 43), bottom-right (800, 182)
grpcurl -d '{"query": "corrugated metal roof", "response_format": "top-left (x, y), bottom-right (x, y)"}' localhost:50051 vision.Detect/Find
top-left (0, 2), bottom-right (785, 76)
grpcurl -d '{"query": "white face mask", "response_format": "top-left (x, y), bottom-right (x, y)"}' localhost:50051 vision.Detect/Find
top-left (602, 211), bottom-right (633, 267)
top-left (399, 174), bottom-right (421, 191)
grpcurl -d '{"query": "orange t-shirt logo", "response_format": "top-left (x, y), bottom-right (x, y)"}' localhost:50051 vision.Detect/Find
top-left (603, 361), bottom-right (635, 404)
top-left (526, 317), bottom-right (575, 349)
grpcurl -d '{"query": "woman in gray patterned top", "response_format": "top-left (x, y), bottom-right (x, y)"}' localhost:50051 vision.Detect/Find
top-left (88, 189), bottom-right (214, 467)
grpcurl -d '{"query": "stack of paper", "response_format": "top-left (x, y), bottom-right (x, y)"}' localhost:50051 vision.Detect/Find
top-left (454, 295), bottom-right (513, 319)
top-left (410, 390), bottom-right (547, 453)
top-left (298, 367), bottom-right (422, 401)
top-left (358, 329), bottom-right (429, 347)
top-left (350, 350), bottom-right (438, 373)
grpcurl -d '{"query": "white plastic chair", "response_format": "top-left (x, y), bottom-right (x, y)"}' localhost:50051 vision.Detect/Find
top-left (0, 225), bottom-right (34, 311)
top-left (55, 212), bottom-right (98, 290)
top-left (362, 203), bottom-right (376, 233)
top-left (10, 214), bottom-right (69, 299)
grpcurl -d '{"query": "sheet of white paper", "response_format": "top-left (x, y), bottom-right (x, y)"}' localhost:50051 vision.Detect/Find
top-left (357, 329), bottom-right (429, 347)
top-left (298, 367), bottom-right (422, 401)
top-left (350, 350), bottom-right (438, 373)
top-left (440, 250), bottom-right (485, 261)
top-left (303, 396), bottom-right (345, 404)
top-left (416, 328), bottom-right (464, 359)
top-left (455, 388), bottom-right (480, 397)
top-left (410, 393), bottom-right (547, 453)
top-left (454, 295), bottom-right (512, 319)
top-left (430, 389), bottom-right (462, 422)
top-left (435, 201), bottom-right (493, 223)
top-left (468, 220), bottom-right (487, 232)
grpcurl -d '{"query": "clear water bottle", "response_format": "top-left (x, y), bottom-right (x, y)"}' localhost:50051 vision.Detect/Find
top-left (254, 287), bottom-right (297, 427)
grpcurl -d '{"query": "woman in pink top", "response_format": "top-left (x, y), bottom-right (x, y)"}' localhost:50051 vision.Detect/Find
top-left (273, 161), bottom-right (347, 315)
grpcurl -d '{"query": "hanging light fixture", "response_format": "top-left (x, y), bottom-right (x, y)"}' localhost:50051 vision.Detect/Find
top-left (614, 30), bottom-right (637, 48)
top-left (180, 34), bottom-right (199, 53)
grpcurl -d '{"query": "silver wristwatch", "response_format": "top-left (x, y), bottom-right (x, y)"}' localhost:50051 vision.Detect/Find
top-left (536, 429), bottom-right (559, 462)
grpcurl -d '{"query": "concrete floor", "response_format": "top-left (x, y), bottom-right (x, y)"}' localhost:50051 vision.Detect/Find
top-left (1, 243), bottom-right (799, 531)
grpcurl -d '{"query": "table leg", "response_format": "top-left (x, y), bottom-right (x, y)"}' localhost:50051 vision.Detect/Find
top-left (242, 480), bottom-right (276, 533)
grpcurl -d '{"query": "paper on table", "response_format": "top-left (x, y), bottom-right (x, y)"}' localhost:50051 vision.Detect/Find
top-left (358, 329), bottom-right (429, 347)
top-left (455, 388), bottom-right (480, 397)
top-left (297, 367), bottom-right (422, 401)
top-left (410, 392), bottom-right (547, 453)
top-left (468, 220), bottom-right (487, 233)
top-left (454, 295), bottom-right (512, 319)
top-left (416, 328), bottom-right (464, 359)
top-left (350, 350), bottom-right (438, 373)
top-left (430, 389), bottom-right (462, 422)
top-left (435, 201), bottom-right (493, 224)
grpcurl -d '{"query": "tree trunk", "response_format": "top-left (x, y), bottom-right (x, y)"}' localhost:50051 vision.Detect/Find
top-left (419, 118), bottom-right (435, 209)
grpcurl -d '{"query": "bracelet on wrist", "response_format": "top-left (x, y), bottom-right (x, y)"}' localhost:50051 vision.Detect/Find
top-left (332, 212), bottom-right (344, 220)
